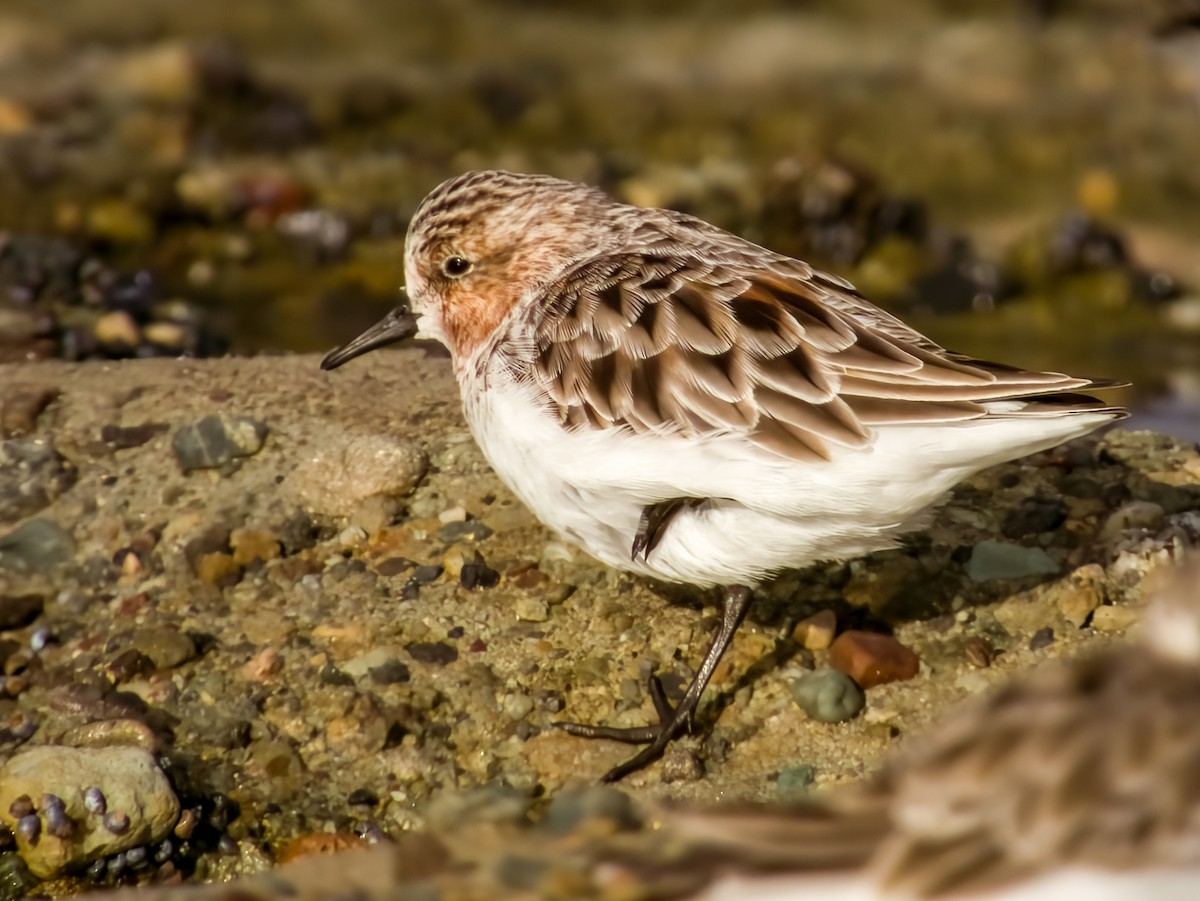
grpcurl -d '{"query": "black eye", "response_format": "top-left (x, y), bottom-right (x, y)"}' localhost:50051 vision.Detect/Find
top-left (441, 255), bottom-right (473, 278)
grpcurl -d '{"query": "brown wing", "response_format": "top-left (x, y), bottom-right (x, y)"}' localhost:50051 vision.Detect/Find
top-left (526, 250), bottom-right (1109, 462)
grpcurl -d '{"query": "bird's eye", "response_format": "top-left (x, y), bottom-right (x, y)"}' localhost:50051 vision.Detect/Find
top-left (441, 255), bottom-right (473, 278)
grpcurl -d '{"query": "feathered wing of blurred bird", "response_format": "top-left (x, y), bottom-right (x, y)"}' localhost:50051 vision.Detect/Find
top-left (649, 556), bottom-right (1200, 901)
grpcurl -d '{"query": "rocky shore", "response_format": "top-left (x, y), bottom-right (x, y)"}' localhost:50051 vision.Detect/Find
top-left (0, 350), bottom-right (1196, 895)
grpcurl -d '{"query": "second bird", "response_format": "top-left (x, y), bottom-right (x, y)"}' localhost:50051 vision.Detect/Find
top-left (321, 170), bottom-right (1125, 782)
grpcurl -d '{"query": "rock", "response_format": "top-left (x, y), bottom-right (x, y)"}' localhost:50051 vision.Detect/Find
top-left (171, 414), bottom-right (268, 471)
top-left (827, 631), bottom-right (920, 689)
top-left (99, 423), bottom-right (169, 450)
top-left (961, 635), bottom-right (995, 668)
top-left (791, 667), bottom-right (866, 722)
top-left (514, 596), bottom-right (549, 623)
top-left (341, 647), bottom-right (406, 680)
top-left (93, 311), bottom-right (141, 350)
top-left (1092, 605), bottom-right (1140, 633)
top-left (1101, 501), bottom-right (1165, 541)
top-left (0, 746), bottom-right (179, 878)
top-left (436, 520), bottom-right (493, 543)
top-left (1001, 497), bottom-right (1068, 538)
top-left (0, 595), bottom-right (42, 632)
top-left (1057, 563), bottom-right (1106, 627)
top-left (791, 609), bottom-right (836, 650)
top-left (0, 520), bottom-right (75, 571)
top-left (0, 387), bottom-right (57, 439)
top-left (289, 435), bottom-right (427, 519)
top-left (406, 642), bottom-right (458, 666)
top-left (776, 764), bottom-right (816, 797)
top-left (0, 439), bottom-right (77, 522)
top-left (1029, 627), bottom-right (1056, 651)
top-left (966, 540), bottom-right (1059, 582)
top-left (229, 528), bottom-right (282, 566)
top-left (127, 628), bottom-right (197, 670)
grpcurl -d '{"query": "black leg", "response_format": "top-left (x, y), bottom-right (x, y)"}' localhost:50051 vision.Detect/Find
top-left (554, 584), bottom-right (754, 782)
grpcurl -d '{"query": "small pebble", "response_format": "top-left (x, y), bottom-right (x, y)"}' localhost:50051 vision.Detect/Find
top-left (792, 667), bottom-right (866, 723)
top-left (173, 808), bottom-right (197, 839)
top-left (16, 814), bottom-right (39, 843)
top-left (962, 636), bottom-right (995, 668)
top-left (828, 630), bottom-right (920, 688)
top-left (86, 859), bottom-right (107, 882)
top-left (792, 609), bottom-right (836, 651)
top-left (8, 795), bottom-right (33, 819)
top-left (107, 852), bottom-right (126, 878)
top-left (104, 811), bottom-right (131, 834)
top-left (84, 786), bottom-right (107, 815)
top-left (1029, 627), bottom-right (1056, 651)
top-left (125, 846), bottom-right (148, 868)
top-left (155, 839), bottom-right (173, 863)
top-left (29, 627), bottom-right (51, 653)
top-left (217, 834), bottom-right (238, 856)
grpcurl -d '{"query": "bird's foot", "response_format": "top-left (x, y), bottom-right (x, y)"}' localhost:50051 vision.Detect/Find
top-left (554, 674), bottom-right (696, 782)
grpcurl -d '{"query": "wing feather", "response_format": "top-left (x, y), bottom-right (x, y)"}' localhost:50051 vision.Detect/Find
top-left (521, 245), bottom-right (1113, 462)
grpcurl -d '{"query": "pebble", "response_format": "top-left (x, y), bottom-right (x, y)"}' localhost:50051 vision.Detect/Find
top-left (0, 387), bottom-right (57, 439)
top-left (406, 641), bottom-right (458, 666)
top-left (437, 520), bottom-right (494, 543)
top-left (791, 667), bottom-right (866, 722)
top-left (776, 764), bottom-right (816, 797)
top-left (128, 628), bottom-right (197, 670)
top-left (514, 596), bottom-right (549, 623)
top-left (827, 631), bottom-right (920, 689)
top-left (288, 435), bottom-right (427, 518)
top-left (0, 519), bottom-right (75, 571)
top-left (966, 540), bottom-right (1059, 582)
top-left (962, 635), bottom-right (995, 668)
top-left (171, 414), bottom-right (269, 471)
top-left (100, 423), bottom-right (170, 450)
top-left (0, 438), bottom-right (77, 521)
top-left (460, 552), bottom-right (500, 589)
top-left (791, 609), bottom-right (836, 650)
top-left (94, 311), bottom-right (141, 349)
top-left (229, 528), bottom-right (282, 566)
top-left (0, 745), bottom-right (180, 878)
top-left (1029, 627), bottom-right (1056, 651)
top-left (0, 595), bottom-right (43, 632)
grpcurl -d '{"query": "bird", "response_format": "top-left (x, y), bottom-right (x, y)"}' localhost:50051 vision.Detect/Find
top-left (320, 169), bottom-right (1125, 783)
top-left (653, 556), bottom-right (1200, 900)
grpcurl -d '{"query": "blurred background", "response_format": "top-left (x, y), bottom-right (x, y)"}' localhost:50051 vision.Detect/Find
top-left (0, 0), bottom-right (1197, 437)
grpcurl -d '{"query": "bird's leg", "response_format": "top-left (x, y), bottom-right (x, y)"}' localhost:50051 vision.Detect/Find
top-left (555, 584), bottom-right (754, 782)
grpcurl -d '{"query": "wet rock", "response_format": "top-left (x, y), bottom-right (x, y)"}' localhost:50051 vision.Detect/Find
top-left (171, 414), bottom-right (268, 471)
top-left (1001, 497), bottom-right (1068, 538)
top-left (0, 596), bottom-right (42, 633)
top-left (460, 552), bottom-right (500, 590)
top-left (288, 435), bottom-right (426, 519)
top-left (791, 667), bottom-right (866, 722)
top-left (791, 609), bottom-right (836, 650)
top-left (0, 520), bottom-right (74, 571)
top-left (966, 540), bottom-right (1059, 582)
top-left (0, 745), bottom-right (179, 878)
top-left (0, 439), bottom-right (77, 522)
top-left (827, 631), bottom-right (920, 689)
top-left (0, 387), bottom-right (57, 439)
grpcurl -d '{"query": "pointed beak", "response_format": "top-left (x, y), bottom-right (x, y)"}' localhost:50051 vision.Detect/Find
top-left (320, 303), bottom-right (420, 371)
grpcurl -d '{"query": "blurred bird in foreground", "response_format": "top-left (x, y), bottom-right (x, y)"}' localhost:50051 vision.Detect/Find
top-left (322, 170), bottom-right (1124, 781)
top-left (661, 555), bottom-right (1200, 900)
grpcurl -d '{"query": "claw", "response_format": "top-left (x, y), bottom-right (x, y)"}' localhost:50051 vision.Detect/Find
top-left (630, 497), bottom-right (706, 562)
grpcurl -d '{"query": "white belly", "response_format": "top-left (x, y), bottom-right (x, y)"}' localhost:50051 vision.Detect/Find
top-left (463, 379), bottom-right (1109, 588)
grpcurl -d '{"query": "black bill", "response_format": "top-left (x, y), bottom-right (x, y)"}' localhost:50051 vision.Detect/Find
top-left (320, 304), bottom-right (420, 371)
